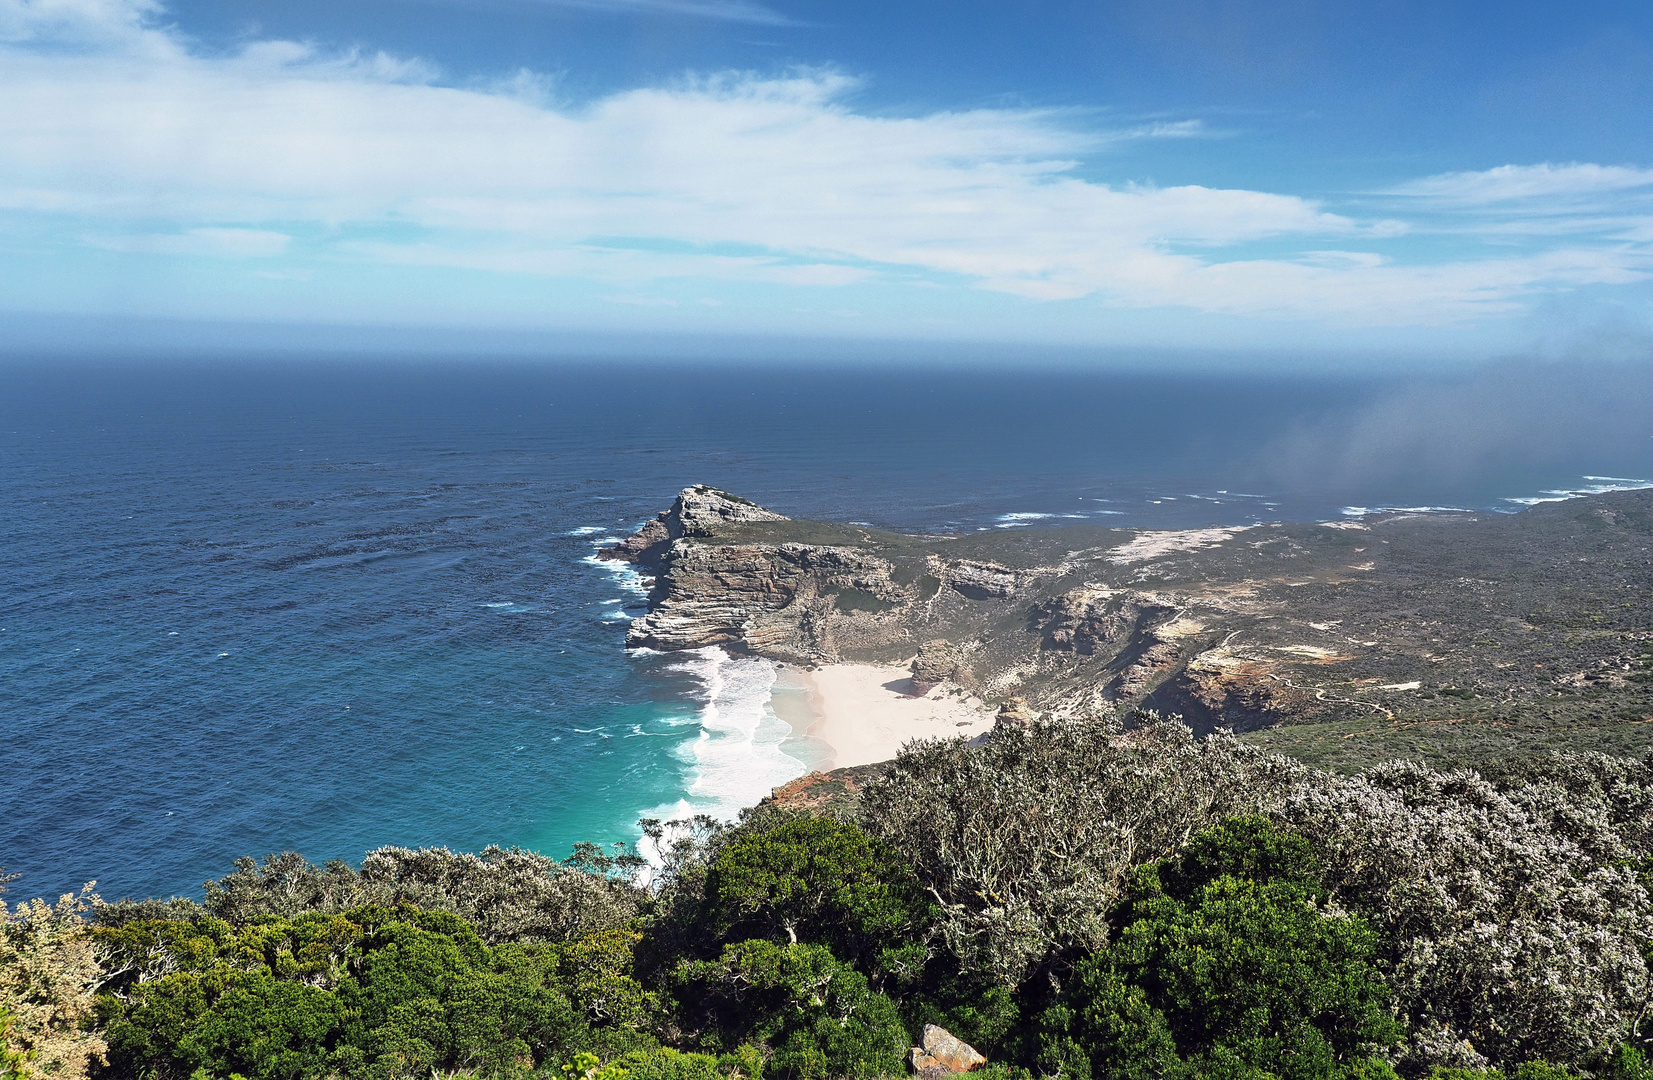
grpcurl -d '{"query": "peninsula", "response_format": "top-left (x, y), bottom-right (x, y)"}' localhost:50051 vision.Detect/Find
top-left (602, 484), bottom-right (1653, 773)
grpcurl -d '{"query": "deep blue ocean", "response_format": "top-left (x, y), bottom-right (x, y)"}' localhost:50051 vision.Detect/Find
top-left (4, 357), bottom-right (1652, 902)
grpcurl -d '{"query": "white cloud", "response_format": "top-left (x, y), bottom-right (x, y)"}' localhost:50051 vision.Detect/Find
top-left (518, 0), bottom-right (796, 26)
top-left (1388, 162), bottom-right (1653, 205)
top-left (1123, 119), bottom-right (1208, 140)
top-left (90, 227), bottom-right (292, 257)
top-left (0, 0), bottom-right (1650, 329)
top-left (0, 0), bottom-right (160, 44)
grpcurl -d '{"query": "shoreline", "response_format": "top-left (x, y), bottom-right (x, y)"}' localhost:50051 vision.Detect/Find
top-left (772, 661), bottom-right (992, 771)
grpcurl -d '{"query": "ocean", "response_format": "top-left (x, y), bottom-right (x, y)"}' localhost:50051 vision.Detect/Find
top-left (4, 357), bottom-right (1651, 901)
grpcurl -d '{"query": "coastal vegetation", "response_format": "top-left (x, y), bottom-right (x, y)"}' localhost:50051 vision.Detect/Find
top-left (4, 716), bottom-right (1651, 1080)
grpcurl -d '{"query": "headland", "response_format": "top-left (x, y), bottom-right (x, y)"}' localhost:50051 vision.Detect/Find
top-left (601, 483), bottom-right (1653, 777)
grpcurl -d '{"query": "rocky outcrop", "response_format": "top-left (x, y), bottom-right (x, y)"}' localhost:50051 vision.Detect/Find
top-left (604, 487), bottom-right (912, 657)
top-left (911, 640), bottom-right (971, 692)
top-left (909, 1025), bottom-right (985, 1078)
top-left (1145, 652), bottom-right (1311, 734)
top-left (626, 541), bottom-right (903, 655)
top-left (673, 485), bottom-right (789, 535)
top-left (993, 697), bottom-right (1039, 731)
top-left (760, 762), bottom-right (893, 815)
top-left (931, 557), bottom-right (1046, 600)
top-left (1110, 637), bottom-right (1183, 699)
top-left (600, 485), bottom-right (788, 568)
top-left (1034, 587), bottom-right (1179, 655)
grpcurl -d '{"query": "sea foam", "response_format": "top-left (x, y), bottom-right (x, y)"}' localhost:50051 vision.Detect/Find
top-left (1502, 476), bottom-right (1653, 506)
top-left (637, 647), bottom-right (808, 864)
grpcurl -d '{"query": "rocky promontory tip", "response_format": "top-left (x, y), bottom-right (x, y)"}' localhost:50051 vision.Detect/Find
top-left (599, 484), bottom-right (788, 568)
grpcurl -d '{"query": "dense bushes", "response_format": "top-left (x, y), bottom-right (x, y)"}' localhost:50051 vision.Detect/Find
top-left (1034, 818), bottom-right (1401, 1080)
top-left (858, 718), bottom-right (1300, 984)
top-left (0, 884), bottom-right (107, 1080)
top-left (92, 907), bottom-right (656, 1080)
top-left (99, 844), bottom-right (647, 946)
top-left (701, 817), bottom-right (935, 980)
top-left (4, 717), bottom-right (1652, 1080)
top-left (860, 718), bottom-right (1653, 1076)
top-left (1281, 760), bottom-right (1653, 1072)
top-left (677, 941), bottom-right (908, 1079)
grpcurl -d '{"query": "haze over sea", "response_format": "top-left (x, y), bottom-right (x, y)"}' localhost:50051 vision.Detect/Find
top-left (5, 357), bottom-right (1652, 902)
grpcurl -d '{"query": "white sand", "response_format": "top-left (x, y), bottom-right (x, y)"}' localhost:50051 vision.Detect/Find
top-left (1106, 525), bottom-right (1253, 564)
top-left (773, 663), bottom-right (992, 770)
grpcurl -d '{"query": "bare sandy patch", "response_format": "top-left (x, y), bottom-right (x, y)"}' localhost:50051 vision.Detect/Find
top-left (1107, 526), bottom-right (1253, 564)
top-left (781, 663), bottom-right (992, 769)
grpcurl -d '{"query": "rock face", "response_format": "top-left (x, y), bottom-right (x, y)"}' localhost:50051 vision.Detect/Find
top-left (932, 556), bottom-right (1045, 600)
top-left (910, 1025), bottom-right (986, 1077)
top-left (599, 485), bottom-right (788, 568)
top-left (994, 697), bottom-right (1038, 731)
top-left (1034, 587), bottom-right (1179, 656)
top-left (626, 541), bottom-right (904, 657)
top-left (1147, 653), bottom-right (1308, 734)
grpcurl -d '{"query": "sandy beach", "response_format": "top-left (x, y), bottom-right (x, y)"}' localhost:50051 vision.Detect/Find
top-left (770, 662), bottom-right (992, 770)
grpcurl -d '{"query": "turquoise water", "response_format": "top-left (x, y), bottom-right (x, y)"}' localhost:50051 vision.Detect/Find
top-left (3, 358), bottom-right (1650, 901)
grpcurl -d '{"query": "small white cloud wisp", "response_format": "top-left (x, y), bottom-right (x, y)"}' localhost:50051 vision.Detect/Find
top-left (1, 0), bottom-right (1651, 330)
top-left (521, 0), bottom-right (798, 26)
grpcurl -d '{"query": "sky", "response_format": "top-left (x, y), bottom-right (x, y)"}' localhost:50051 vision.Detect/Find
top-left (3, 0), bottom-right (1653, 358)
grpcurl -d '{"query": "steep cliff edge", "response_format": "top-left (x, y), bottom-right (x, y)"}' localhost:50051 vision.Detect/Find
top-left (603, 486), bottom-right (1653, 769)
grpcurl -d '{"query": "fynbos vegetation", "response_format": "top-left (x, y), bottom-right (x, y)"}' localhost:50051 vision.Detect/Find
top-left (3, 718), bottom-right (1651, 1080)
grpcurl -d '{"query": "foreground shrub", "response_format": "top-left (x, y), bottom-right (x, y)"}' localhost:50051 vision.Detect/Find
top-left (94, 906), bottom-right (656, 1079)
top-left (702, 817), bottom-right (935, 979)
top-left (675, 940), bottom-right (907, 1079)
top-left (615, 1045), bottom-right (765, 1080)
top-left (1283, 761), bottom-right (1653, 1072)
top-left (0, 884), bottom-right (107, 1080)
top-left (1037, 818), bottom-right (1401, 1080)
top-left (860, 716), bottom-right (1302, 984)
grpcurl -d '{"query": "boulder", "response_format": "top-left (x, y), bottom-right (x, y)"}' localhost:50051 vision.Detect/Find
top-left (911, 639), bottom-right (968, 692)
top-left (909, 1024), bottom-right (986, 1075)
top-left (994, 697), bottom-right (1038, 731)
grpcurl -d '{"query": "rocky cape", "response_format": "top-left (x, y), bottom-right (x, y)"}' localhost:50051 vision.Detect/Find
top-left (602, 485), bottom-right (1653, 771)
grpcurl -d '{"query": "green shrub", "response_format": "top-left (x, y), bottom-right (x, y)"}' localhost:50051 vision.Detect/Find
top-left (1426, 1067), bottom-right (1583, 1080)
top-left (1038, 818), bottom-right (1401, 1080)
top-left (615, 1045), bottom-right (762, 1080)
top-left (702, 818), bottom-right (934, 976)
top-left (96, 906), bottom-right (655, 1079)
top-left (1599, 1044), bottom-right (1652, 1080)
top-left (675, 941), bottom-right (907, 1080)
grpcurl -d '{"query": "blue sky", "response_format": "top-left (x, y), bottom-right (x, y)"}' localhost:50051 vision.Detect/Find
top-left (3, 0), bottom-right (1653, 358)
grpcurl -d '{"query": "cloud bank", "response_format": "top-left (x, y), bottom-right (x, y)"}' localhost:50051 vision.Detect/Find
top-left (1, 0), bottom-right (1651, 334)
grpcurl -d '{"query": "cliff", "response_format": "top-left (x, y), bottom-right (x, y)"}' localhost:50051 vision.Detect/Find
top-left (603, 485), bottom-right (1653, 769)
